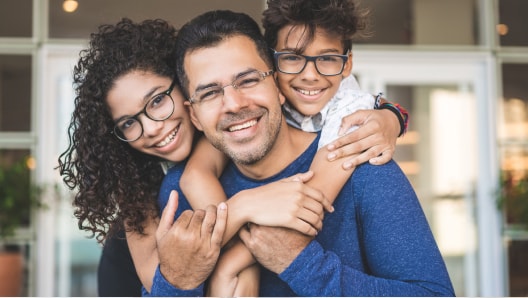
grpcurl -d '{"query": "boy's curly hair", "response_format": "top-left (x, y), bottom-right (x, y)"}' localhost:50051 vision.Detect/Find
top-left (58, 18), bottom-right (179, 242)
top-left (263, 0), bottom-right (369, 52)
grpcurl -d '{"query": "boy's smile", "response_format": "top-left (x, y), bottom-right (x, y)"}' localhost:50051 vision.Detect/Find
top-left (275, 25), bottom-right (352, 117)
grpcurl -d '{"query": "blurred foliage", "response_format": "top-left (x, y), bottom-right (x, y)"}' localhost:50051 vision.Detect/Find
top-left (0, 156), bottom-right (44, 239)
top-left (498, 171), bottom-right (528, 228)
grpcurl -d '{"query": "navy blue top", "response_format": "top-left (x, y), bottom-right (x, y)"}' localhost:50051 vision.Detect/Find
top-left (150, 134), bottom-right (455, 296)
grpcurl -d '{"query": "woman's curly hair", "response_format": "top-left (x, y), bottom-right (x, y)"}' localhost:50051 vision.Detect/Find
top-left (58, 18), bottom-right (179, 242)
top-left (262, 0), bottom-right (370, 52)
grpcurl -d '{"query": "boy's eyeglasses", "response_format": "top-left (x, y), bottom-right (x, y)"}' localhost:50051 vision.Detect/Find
top-left (189, 69), bottom-right (274, 104)
top-left (112, 81), bottom-right (176, 142)
top-left (273, 50), bottom-right (348, 76)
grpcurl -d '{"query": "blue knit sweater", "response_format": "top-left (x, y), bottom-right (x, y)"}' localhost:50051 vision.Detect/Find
top-left (151, 134), bottom-right (455, 296)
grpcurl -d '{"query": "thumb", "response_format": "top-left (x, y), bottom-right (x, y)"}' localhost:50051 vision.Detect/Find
top-left (291, 170), bottom-right (314, 182)
top-left (338, 110), bottom-right (366, 136)
top-left (157, 190), bottom-right (179, 239)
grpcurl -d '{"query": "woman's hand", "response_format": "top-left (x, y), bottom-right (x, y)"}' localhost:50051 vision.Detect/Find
top-left (326, 109), bottom-right (399, 169)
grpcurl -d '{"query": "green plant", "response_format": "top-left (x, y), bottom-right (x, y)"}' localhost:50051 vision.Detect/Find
top-left (0, 157), bottom-right (43, 240)
top-left (497, 171), bottom-right (528, 228)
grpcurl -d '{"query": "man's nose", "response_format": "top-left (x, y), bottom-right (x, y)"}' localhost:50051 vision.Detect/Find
top-left (221, 86), bottom-right (250, 112)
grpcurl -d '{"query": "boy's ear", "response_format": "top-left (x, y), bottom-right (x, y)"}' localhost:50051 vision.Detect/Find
top-left (185, 101), bottom-right (204, 131)
top-left (342, 51), bottom-right (353, 77)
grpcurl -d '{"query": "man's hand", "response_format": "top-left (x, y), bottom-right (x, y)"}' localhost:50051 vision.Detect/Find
top-left (156, 191), bottom-right (227, 289)
top-left (239, 224), bottom-right (312, 274)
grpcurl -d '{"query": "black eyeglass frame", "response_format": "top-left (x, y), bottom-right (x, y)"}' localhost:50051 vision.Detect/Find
top-left (112, 80), bottom-right (176, 142)
top-left (273, 50), bottom-right (349, 76)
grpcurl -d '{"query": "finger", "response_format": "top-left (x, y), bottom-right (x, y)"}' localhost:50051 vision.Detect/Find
top-left (327, 134), bottom-right (372, 160)
top-left (238, 225), bottom-right (251, 246)
top-left (157, 191), bottom-right (179, 238)
top-left (369, 149), bottom-right (394, 165)
top-left (342, 146), bottom-right (383, 169)
top-left (287, 171), bottom-right (314, 182)
top-left (302, 185), bottom-right (334, 213)
top-left (188, 209), bottom-right (206, 233)
top-left (211, 202), bottom-right (227, 247)
top-left (337, 110), bottom-right (369, 136)
top-left (201, 204), bottom-right (218, 239)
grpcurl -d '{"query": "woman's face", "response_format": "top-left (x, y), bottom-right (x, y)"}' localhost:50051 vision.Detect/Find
top-left (106, 70), bottom-right (195, 162)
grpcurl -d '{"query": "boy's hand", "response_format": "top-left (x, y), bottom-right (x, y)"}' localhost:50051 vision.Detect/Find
top-left (233, 171), bottom-right (332, 236)
top-left (156, 191), bottom-right (227, 289)
top-left (327, 109), bottom-right (398, 169)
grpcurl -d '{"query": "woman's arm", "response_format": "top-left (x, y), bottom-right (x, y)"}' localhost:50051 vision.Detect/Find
top-left (126, 216), bottom-right (160, 293)
top-left (180, 136), bottom-right (228, 210)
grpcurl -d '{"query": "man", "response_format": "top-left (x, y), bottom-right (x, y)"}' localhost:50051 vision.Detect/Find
top-left (153, 10), bottom-right (455, 296)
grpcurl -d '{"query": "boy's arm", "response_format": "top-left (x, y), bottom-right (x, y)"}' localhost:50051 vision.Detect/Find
top-left (311, 96), bottom-right (407, 203)
top-left (180, 136), bottom-right (228, 209)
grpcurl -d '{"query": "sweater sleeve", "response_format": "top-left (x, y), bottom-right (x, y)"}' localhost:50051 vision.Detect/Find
top-left (279, 161), bottom-right (455, 296)
top-left (146, 265), bottom-right (204, 297)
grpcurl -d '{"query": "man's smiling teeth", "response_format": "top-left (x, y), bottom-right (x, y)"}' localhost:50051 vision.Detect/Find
top-left (228, 120), bottom-right (257, 132)
top-left (156, 128), bottom-right (178, 147)
top-left (298, 88), bottom-right (322, 96)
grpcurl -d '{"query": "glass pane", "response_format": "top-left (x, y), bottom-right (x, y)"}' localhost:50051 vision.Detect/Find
top-left (0, 0), bottom-right (32, 37)
top-left (0, 55), bottom-right (32, 132)
top-left (357, 0), bottom-right (478, 45)
top-left (48, 0), bottom-right (265, 39)
top-left (507, 239), bottom-right (528, 296)
top-left (388, 84), bottom-right (478, 296)
top-left (498, 64), bottom-right (528, 228)
top-left (498, 0), bottom-right (528, 47)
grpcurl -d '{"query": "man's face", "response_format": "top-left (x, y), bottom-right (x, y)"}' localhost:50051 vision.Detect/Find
top-left (184, 35), bottom-right (286, 165)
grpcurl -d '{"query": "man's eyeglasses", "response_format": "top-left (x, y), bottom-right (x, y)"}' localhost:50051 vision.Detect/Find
top-left (273, 50), bottom-right (348, 76)
top-left (113, 81), bottom-right (176, 142)
top-left (189, 69), bottom-right (274, 104)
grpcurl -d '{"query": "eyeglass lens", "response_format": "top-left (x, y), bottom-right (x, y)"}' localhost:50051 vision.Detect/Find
top-left (192, 70), bottom-right (272, 104)
top-left (276, 53), bottom-right (346, 76)
top-left (114, 92), bottom-right (174, 142)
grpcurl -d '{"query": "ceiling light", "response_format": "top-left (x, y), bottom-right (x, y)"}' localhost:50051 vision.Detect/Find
top-left (63, 0), bottom-right (78, 13)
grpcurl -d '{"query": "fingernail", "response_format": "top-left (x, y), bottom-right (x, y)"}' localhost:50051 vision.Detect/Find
top-left (218, 202), bottom-right (227, 210)
top-left (327, 144), bottom-right (335, 150)
top-left (343, 162), bottom-right (352, 169)
top-left (328, 153), bottom-right (336, 161)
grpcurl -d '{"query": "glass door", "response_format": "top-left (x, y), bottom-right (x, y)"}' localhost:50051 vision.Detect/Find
top-left (352, 50), bottom-right (504, 296)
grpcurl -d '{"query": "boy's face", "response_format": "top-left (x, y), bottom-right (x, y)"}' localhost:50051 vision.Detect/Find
top-left (275, 25), bottom-right (352, 116)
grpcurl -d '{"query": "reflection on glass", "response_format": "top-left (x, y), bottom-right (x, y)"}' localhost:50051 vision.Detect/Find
top-left (0, 0), bottom-right (32, 37)
top-left (387, 84), bottom-right (478, 296)
top-left (499, 63), bottom-right (528, 296)
top-left (48, 0), bottom-right (264, 39)
top-left (499, 0), bottom-right (528, 46)
top-left (357, 0), bottom-right (478, 45)
top-left (0, 55), bottom-right (32, 132)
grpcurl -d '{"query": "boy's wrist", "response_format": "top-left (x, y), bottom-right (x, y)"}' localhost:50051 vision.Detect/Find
top-left (376, 102), bottom-right (409, 137)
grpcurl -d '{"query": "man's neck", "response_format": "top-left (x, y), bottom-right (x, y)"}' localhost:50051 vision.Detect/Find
top-left (235, 122), bottom-right (316, 180)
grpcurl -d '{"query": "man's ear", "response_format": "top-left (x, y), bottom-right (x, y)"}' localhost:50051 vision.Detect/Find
top-left (184, 101), bottom-right (204, 131)
top-left (342, 51), bottom-right (353, 78)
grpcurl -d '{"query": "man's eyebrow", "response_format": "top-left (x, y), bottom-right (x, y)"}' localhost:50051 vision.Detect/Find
top-left (193, 69), bottom-right (257, 92)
